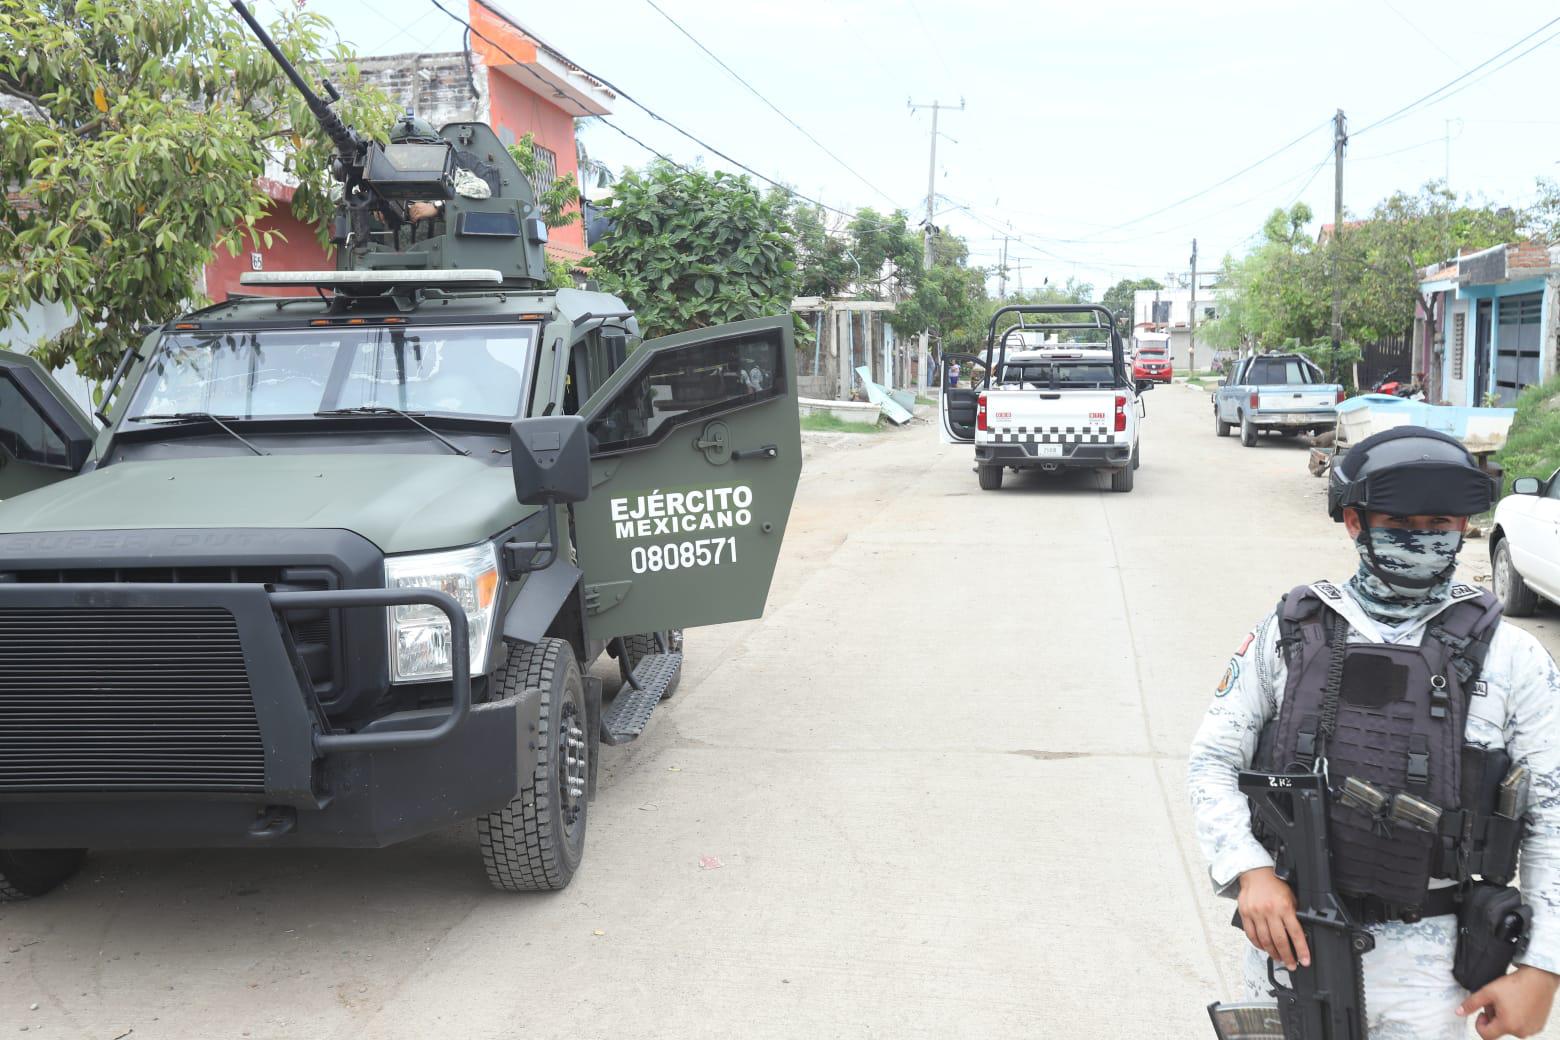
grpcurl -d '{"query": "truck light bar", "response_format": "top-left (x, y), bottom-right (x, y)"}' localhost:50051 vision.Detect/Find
top-left (239, 269), bottom-right (504, 288)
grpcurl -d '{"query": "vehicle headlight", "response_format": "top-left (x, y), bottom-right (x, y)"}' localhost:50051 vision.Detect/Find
top-left (385, 544), bottom-right (500, 682)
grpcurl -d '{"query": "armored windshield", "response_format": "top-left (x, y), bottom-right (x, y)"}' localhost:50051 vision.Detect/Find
top-left (125, 325), bottom-right (537, 421)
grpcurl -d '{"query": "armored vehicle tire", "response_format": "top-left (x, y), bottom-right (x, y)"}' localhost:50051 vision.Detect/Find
top-left (978, 465), bottom-right (1003, 491)
top-left (1111, 458), bottom-right (1135, 493)
top-left (621, 631), bottom-right (683, 699)
top-left (1215, 411), bottom-right (1232, 437)
top-left (1239, 414), bottom-right (1258, 447)
top-left (1493, 539), bottom-right (1540, 617)
top-left (478, 638), bottom-right (589, 892)
top-left (0, 848), bottom-right (87, 902)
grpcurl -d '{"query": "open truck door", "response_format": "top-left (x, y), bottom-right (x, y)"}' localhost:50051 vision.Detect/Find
top-left (573, 315), bottom-right (802, 643)
top-left (938, 352), bottom-right (986, 444)
top-left (0, 349), bottom-right (96, 500)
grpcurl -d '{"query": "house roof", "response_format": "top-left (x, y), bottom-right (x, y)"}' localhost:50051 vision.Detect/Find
top-left (1316, 220), bottom-right (1366, 244)
top-left (1419, 240), bottom-right (1560, 290)
top-left (467, 0), bottom-right (615, 116)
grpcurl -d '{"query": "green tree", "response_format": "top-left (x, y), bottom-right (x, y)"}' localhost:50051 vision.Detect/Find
top-left (1346, 183), bottom-right (1520, 354)
top-left (1525, 177), bottom-right (1560, 244)
top-left (507, 133), bottom-right (581, 289)
top-left (1202, 203), bottom-right (1330, 354)
top-left (891, 231), bottom-right (986, 352)
top-left (1100, 276), bottom-right (1162, 332)
top-left (0, 0), bottom-right (394, 383)
top-left (790, 202), bottom-right (854, 299)
top-left (982, 279), bottom-right (1100, 349)
top-left (589, 163), bottom-right (799, 338)
top-left (845, 208), bottom-right (921, 301)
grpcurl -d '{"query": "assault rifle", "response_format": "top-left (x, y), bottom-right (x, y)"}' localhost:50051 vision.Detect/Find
top-left (1208, 770), bottom-right (1374, 1040)
top-left (228, 0), bottom-right (454, 250)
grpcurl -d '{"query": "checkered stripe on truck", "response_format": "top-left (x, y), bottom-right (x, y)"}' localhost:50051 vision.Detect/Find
top-left (988, 425), bottom-right (1114, 445)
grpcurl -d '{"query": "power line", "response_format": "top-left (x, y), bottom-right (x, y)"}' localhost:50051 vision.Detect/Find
top-left (1070, 120), bottom-right (1332, 240)
top-left (426, 0), bottom-right (909, 229)
top-left (638, 0), bottom-right (898, 206)
top-left (1353, 15), bottom-right (1560, 136)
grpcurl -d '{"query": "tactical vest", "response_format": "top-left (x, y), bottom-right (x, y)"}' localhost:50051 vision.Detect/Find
top-left (1254, 584), bottom-right (1519, 912)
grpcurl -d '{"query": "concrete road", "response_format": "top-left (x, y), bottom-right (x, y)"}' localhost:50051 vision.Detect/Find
top-left (4, 385), bottom-right (1558, 1039)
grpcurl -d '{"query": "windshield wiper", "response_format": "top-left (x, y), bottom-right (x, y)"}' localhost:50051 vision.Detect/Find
top-left (131, 412), bottom-right (270, 457)
top-left (314, 406), bottom-right (471, 457)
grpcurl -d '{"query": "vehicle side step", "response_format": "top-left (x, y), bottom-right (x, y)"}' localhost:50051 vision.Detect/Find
top-left (600, 651), bottom-right (683, 746)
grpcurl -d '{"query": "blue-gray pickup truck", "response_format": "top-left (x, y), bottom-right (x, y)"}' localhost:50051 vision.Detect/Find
top-left (1213, 352), bottom-right (1343, 446)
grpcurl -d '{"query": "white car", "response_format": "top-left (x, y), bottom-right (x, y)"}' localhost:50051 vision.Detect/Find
top-left (1490, 467), bottom-right (1560, 615)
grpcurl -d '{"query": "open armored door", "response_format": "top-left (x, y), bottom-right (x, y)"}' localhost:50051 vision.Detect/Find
top-left (573, 315), bottom-right (802, 642)
top-left (0, 350), bottom-right (96, 500)
top-left (938, 352), bottom-right (986, 444)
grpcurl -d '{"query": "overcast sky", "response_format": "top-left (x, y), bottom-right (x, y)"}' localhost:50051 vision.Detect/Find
top-left (266, 0), bottom-right (1560, 295)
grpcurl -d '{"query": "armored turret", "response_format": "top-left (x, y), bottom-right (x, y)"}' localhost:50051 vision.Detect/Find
top-left (230, 0), bottom-right (551, 288)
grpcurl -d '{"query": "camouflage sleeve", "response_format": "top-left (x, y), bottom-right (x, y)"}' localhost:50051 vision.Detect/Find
top-left (1498, 625), bottom-right (1560, 975)
top-left (1187, 612), bottom-right (1281, 897)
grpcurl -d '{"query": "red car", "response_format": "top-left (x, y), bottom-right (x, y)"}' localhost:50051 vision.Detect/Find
top-left (1133, 346), bottom-right (1173, 383)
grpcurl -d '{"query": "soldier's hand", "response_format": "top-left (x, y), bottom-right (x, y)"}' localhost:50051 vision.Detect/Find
top-left (1458, 964), bottom-right (1560, 1039)
top-left (408, 201), bottom-right (439, 222)
top-left (1236, 866), bottom-right (1310, 972)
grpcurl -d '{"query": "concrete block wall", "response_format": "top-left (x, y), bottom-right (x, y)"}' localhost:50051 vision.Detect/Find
top-left (354, 52), bottom-right (488, 128)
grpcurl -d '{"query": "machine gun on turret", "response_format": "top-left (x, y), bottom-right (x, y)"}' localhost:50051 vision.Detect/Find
top-left (229, 0), bottom-right (455, 255)
top-left (229, 0), bottom-right (551, 288)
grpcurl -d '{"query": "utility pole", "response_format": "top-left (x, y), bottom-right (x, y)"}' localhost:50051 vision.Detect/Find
top-left (996, 234), bottom-right (1010, 298)
top-left (1444, 118), bottom-right (1452, 186)
top-left (909, 98), bottom-right (964, 389)
top-left (1331, 108), bottom-right (1347, 382)
top-left (1188, 238), bottom-right (1198, 374)
top-left (1009, 258), bottom-right (1031, 296)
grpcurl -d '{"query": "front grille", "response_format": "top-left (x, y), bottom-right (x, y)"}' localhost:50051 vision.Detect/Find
top-left (0, 565), bottom-right (341, 696)
top-left (0, 607), bottom-right (265, 793)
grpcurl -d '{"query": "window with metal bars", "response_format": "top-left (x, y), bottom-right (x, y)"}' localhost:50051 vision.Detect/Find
top-left (529, 144), bottom-right (558, 195)
top-left (1452, 312), bottom-right (1465, 381)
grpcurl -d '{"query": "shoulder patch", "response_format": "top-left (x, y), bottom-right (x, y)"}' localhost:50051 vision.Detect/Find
top-left (1216, 657), bottom-right (1241, 697)
top-left (1449, 583), bottom-right (1480, 600)
top-left (1314, 581), bottom-right (1343, 601)
top-left (1235, 632), bottom-right (1255, 657)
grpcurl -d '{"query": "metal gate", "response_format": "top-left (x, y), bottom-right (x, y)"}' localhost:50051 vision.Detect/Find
top-left (1359, 331), bottom-right (1411, 391)
top-left (1495, 293), bottom-right (1543, 404)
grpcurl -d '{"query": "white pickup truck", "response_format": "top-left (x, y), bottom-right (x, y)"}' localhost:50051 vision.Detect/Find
top-left (938, 305), bottom-right (1154, 492)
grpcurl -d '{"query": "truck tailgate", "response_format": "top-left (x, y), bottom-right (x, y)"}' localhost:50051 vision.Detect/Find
top-left (982, 388), bottom-right (1118, 443)
top-left (1257, 386), bottom-right (1335, 411)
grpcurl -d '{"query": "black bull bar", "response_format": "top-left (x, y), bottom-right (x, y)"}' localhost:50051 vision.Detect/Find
top-left (0, 583), bottom-right (534, 849)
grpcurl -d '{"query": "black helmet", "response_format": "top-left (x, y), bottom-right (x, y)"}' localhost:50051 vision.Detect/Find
top-left (1328, 426), bottom-right (1494, 522)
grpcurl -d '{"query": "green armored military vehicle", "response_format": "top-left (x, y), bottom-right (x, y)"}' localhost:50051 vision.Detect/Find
top-left (0, 2), bottom-right (801, 900)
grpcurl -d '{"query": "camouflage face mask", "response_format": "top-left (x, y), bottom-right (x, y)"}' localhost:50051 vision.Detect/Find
top-left (1349, 527), bottom-right (1464, 621)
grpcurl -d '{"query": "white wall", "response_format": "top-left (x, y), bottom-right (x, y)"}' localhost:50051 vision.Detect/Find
top-left (1440, 297), bottom-right (1471, 408)
top-left (0, 300), bottom-right (100, 420)
top-left (1133, 287), bottom-right (1218, 331)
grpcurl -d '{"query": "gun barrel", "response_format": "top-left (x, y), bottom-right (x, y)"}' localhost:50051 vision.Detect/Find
top-left (229, 0), bottom-right (359, 157)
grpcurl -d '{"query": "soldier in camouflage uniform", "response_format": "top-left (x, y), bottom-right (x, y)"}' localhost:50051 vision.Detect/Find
top-left (1189, 427), bottom-right (1560, 1039)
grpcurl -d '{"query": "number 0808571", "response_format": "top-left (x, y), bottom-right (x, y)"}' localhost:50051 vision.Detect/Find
top-left (630, 537), bottom-right (738, 574)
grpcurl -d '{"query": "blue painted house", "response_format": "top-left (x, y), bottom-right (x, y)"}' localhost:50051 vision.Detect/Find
top-left (1420, 242), bottom-right (1559, 406)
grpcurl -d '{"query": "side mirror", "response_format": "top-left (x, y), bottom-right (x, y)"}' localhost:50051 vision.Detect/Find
top-left (1512, 476), bottom-right (1541, 496)
top-left (1135, 379), bottom-right (1155, 394)
top-left (511, 415), bottom-right (590, 505)
top-left (505, 415), bottom-right (590, 575)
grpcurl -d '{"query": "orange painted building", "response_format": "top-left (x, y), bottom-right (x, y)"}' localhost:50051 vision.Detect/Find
top-left (202, 0), bottom-right (614, 301)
